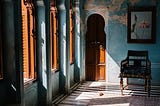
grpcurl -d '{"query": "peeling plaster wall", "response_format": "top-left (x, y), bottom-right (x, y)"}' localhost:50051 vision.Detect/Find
top-left (82, 0), bottom-right (160, 85)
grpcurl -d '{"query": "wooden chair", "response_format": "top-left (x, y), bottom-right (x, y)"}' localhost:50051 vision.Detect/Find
top-left (119, 50), bottom-right (151, 97)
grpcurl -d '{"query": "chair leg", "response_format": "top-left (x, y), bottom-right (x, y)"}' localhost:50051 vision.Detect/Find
top-left (120, 77), bottom-right (123, 95)
top-left (145, 79), bottom-right (147, 92)
top-left (147, 78), bottom-right (151, 97)
top-left (126, 78), bottom-right (129, 89)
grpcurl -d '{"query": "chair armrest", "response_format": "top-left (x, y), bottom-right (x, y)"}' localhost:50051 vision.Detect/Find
top-left (120, 58), bottom-right (128, 73)
top-left (147, 59), bottom-right (151, 74)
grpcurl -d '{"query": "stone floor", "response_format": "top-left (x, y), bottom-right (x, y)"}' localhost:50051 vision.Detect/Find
top-left (55, 81), bottom-right (160, 106)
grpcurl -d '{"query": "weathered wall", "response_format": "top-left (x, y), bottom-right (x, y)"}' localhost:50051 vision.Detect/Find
top-left (82, 0), bottom-right (160, 85)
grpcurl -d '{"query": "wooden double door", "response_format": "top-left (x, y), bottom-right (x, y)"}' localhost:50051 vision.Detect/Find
top-left (86, 14), bottom-right (106, 81)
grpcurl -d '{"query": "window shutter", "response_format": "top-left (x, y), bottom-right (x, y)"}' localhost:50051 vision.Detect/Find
top-left (53, 12), bottom-right (58, 69)
top-left (50, 7), bottom-right (59, 70)
top-left (70, 9), bottom-right (74, 63)
top-left (50, 12), bottom-right (54, 69)
top-left (28, 9), bottom-right (35, 79)
top-left (22, 4), bottom-right (29, 79)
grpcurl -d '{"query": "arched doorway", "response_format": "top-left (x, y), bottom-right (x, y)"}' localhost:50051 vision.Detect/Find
top-left (86, 14), bottom-right (106, 81)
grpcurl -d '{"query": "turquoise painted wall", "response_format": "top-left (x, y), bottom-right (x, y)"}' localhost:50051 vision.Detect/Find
top-left (82, 0), bottom-right (160, 85)
top-left (24, 83), bottom-right (38, 106)
top-left (51, 72), bottom-right (59, 97)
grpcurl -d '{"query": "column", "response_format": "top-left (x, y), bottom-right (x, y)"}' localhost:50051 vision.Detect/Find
top-left (57, 0), bottom-right (70, 93)
top-left (73, 0), bottom-right (80, 82)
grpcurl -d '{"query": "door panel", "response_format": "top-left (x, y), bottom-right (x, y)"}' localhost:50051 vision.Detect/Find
top-left (86, 45), bottom-right (96, 80)
top-left (99, 45), bottom-right (105, 63)
top-left (98, 66), bottom-right (105, 80)
top-left (86, 14), bottom-right (106, 81)
top-left (96, 45), bottom-right (106, 80)
top-left (86, 65), bottom-right (96, 81)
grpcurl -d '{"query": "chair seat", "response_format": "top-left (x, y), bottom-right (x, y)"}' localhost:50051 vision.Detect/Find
top-left (120, 50), bottom-right (151, 97)
top-left (123, 67), bottom-right (147, 76)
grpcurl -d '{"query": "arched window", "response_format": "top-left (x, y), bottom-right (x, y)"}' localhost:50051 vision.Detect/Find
top-left (70, 0), bottom-right (75, 64)
top-left (50, 0), bottom-right (59, 71)
top-left (21, 0), bottom-right (37, 83)
top-left (0, 5), bottom-right (3, 80)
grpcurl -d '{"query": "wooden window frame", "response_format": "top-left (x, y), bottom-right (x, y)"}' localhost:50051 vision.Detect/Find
top-left (69, 4), bottom-right (75, 64)
top-left (0, 7), bottom-right (3, 80)
top-left (50, 6), bottom-right (59, 71)
top-left (22, 0), bottom-right (37, 84)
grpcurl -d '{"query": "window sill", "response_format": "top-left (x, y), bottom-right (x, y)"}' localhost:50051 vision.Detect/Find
top-left (24, 78), bottom-right (37, 89)
top-left (51, 69), bottom-right (59, 74)
top-left (70, 61), bottom-right (75, 65)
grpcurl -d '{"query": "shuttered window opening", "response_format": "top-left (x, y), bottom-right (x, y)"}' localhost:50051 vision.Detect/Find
top-left (70, 2), bottom-right (75, 64)
top-left (22, 0), bottom-right (37, 84)
top-left (50, 6), bottom-right (59, 71)
top-left (0, 36), bottom-right (3, 80)
top-left (0, 7), bottom-right (3, 80)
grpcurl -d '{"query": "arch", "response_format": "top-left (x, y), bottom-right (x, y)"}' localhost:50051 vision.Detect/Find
top-left (85, 13), bottom-right (106, 81)
top-left (87, 14), bottom-right (105, 30)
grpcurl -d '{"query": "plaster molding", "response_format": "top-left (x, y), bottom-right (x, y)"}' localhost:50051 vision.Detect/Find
top-left (73, 0), bottom-right (80, 8)
top-left (23, 0), bottom-right (34, 8)
top-left (57, 4), bottom-right (66, 10)
top-left (50, 0), bottom-right (56, 7)
top-left (36, 0), bottom-right (44, 6)
top-left (151, 63), bottom-right (160, 70)
top-left (84, 5), bottom-right (109, 11)
top-left (57, 0), bottom-right (66, 10)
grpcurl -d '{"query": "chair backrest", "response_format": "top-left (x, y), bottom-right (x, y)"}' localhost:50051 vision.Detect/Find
top-left (127, 50), bottom-right (148, 67)
top-left (128, 50), bottom-right (148, 57)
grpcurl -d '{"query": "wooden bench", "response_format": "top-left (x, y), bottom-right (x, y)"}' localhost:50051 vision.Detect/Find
top-left (119, 50), bottom-right (151, 97)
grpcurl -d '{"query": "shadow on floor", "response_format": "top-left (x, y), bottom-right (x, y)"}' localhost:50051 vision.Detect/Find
top-left (55, 81), bottom-right (160, 106)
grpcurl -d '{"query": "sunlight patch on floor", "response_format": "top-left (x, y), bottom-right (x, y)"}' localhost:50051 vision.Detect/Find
top-left (57, 81), bottom-right (160, 106)
top-left (89, 81), bottom-right (106, 87)
top-left (75, 89), bottom-right (132, 101)
top-left (75, 92), bottom-right (97, 100)
top-left (90, 103), bottom-right (130, 106)
top-left (76, 81), bottom-right (124, 100)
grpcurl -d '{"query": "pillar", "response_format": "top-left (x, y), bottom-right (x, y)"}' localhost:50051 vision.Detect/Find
top-left (73, 0), bottom-right (81, 82)
top-left (57, 0), bottom-right (71, 93)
